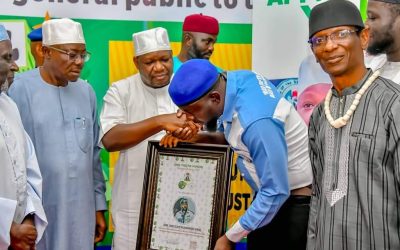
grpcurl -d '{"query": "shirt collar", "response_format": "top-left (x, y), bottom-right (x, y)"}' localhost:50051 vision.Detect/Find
top-left (331, 69), bottom-right (373, 97)
top-left (220, 72), bottom-right (236, 123)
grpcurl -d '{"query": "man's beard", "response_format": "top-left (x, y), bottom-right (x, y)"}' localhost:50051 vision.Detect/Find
top-left (0, 79), bottom-right (9, 93)
top-left (189, 43), bottom-right (211, 60)
top-left (367, 30), bottom-right (394, 56)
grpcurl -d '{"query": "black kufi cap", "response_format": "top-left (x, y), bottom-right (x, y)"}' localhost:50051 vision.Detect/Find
top-left (309, 0), bottom-right (364, 38)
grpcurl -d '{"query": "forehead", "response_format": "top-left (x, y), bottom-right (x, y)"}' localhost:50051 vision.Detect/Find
top-left (54, 43), bottom-right (86, 51)
top-left (191, 32), bottom-right (217, 41)
top-left (299, 84), bottom-right (331, 101)
top-left (181, 96), bottom-right (206, 112)
top-left (137, 50), bottom-right (171, 61)
top-left (368, 0), bottom-right (391, 13)
top-left (313, 25), bottom-right (354, 37)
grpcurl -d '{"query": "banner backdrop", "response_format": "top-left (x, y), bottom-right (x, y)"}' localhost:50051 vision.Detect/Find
top-left (0, 1), bottom-right (252, 23)
top-left (252, 0), bottom-right (367, 109)
top-left (252, 0), bottom-right (364, 79)
top-left (1, 0), bottom-right (369, 249)
top-left (0, 3), bottom-right (252, 249)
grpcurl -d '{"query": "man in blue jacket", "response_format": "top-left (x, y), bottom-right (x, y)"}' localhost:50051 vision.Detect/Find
top-left (165, 59), bottom-right (313, 249)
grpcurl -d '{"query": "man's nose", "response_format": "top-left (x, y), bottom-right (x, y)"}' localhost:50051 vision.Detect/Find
top-left (10, 61), bottom-right (19, 72)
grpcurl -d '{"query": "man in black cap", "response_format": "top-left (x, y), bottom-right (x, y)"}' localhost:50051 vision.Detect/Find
top-left (307, 0), bottom-right (400, 249)
top-left (365, 0), bottom-right (400, 84)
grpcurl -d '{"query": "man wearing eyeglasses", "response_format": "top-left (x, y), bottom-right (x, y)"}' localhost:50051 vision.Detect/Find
top-left (8, 18), bottom-right (107, 250)
top-left (307, 1), bottom-right (400, 249)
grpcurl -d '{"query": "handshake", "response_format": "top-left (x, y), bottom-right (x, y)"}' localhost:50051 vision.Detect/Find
top-left (159, 110), bottom-right (203, 148)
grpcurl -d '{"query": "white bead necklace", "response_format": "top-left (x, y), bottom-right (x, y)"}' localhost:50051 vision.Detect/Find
top-left (324, 70), bottom-right (381, 129)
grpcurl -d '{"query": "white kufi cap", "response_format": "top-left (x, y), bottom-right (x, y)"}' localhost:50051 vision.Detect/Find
top-left (132, 27), bottom-right (171, 57)
top-left (42, 18), bottom-right (85, 46)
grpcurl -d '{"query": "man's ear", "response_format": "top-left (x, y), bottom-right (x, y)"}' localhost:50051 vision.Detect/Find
top-left (35, 43), bottom-right (44, 57)
top-left (133, 56), bottom-right (139, 69)
top-left (183, 32), bottom-right (193, 48)
top-left (42, 46), bottom-right (51, 59)
top-left (208, 91), bottom-right (221, 104)
top-left (360, 27), bottom-right (369, 50)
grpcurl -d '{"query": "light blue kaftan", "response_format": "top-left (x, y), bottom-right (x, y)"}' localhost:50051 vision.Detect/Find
top-left (8, 68), bottom-right (107, 250)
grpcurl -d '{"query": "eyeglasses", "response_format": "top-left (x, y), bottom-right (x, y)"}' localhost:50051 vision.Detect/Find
top-left (308, 29), bottom-right (358, 48)
top-left (47, 46), bottom-right (91, 62)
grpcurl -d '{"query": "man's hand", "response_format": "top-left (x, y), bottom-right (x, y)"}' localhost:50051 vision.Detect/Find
top-left (160, 113), bottom-right (201, 141)
top-left (159, 134), bottom-right (181, 148)
top-left (173, 110), bottom-right (202, 140)
top-left (10, 221), bottom-right (37, 250)
top-left (214, 235), bottom-right (234, 250)
top-left (94, 211), bottom-right (107, 244)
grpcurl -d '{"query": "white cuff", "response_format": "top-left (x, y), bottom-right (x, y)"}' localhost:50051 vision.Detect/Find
top-left (24, 196), bottom-right (35, 217)
top-left (0, 197), bottom-right (17, 248)
top-left (25, 197), bottom-right (48, 243)
top-left (225, 221), bottom-right (250, 243)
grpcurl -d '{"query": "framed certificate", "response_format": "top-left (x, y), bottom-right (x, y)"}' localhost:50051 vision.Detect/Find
top-left (137, 141), bottom-right (233, 250)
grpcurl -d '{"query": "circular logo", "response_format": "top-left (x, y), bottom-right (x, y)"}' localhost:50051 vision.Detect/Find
top-left (276, 78), bottom-right (298, 107)
top-left (178, 181), bottom-right (187, 189)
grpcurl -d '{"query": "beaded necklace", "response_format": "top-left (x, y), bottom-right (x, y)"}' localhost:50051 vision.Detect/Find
top-left (324, 70), bottom-right (381, 129)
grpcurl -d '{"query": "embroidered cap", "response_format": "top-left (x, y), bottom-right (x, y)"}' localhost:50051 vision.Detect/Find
top-left (42, 18), bottom-right (85, 46)
top-left (132, 27), bottom-right (171, 57)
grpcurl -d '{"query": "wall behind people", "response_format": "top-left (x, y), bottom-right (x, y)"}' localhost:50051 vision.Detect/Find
top-left (252, 0), bottom-right (367, 111)
top-left (0, 3), bottom-right (252, 250)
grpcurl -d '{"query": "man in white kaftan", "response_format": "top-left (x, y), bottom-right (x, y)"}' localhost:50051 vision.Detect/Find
top-left (0, 24), bottom-right (47, 250)
top-left (100, 27), bottom-right (197, 249)
top-left (0, 92), bottom-right (47, 250)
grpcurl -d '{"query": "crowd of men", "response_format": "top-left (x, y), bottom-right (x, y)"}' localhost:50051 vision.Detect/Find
top-left (1, 0), bottom-right (400, 249)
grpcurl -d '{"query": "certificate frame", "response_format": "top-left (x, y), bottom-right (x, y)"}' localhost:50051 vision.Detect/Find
top-left (136, 141), bottom-right (233, 250)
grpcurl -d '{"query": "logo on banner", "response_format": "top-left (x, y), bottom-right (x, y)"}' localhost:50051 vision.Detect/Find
top-left (271, 78), bottom-right (298, 107)
top-left (266, 0), bottom-right (324, 17)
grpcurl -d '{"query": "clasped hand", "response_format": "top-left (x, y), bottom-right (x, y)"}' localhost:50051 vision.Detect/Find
top-left (161, 110), bottom-right (202, 147)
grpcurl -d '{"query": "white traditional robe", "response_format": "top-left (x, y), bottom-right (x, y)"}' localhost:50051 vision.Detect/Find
top-left (100, 74), bottom-right (176, 249)
top-left (8, 68), bottom-right (107, 250)
top-left (365, 53), bottom-right (400, 84)
top-left (0, 93), bottom-right (47, 249)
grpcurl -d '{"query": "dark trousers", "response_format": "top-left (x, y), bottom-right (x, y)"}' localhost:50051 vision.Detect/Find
top-left (247, 195), bottom-right (310, 250)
